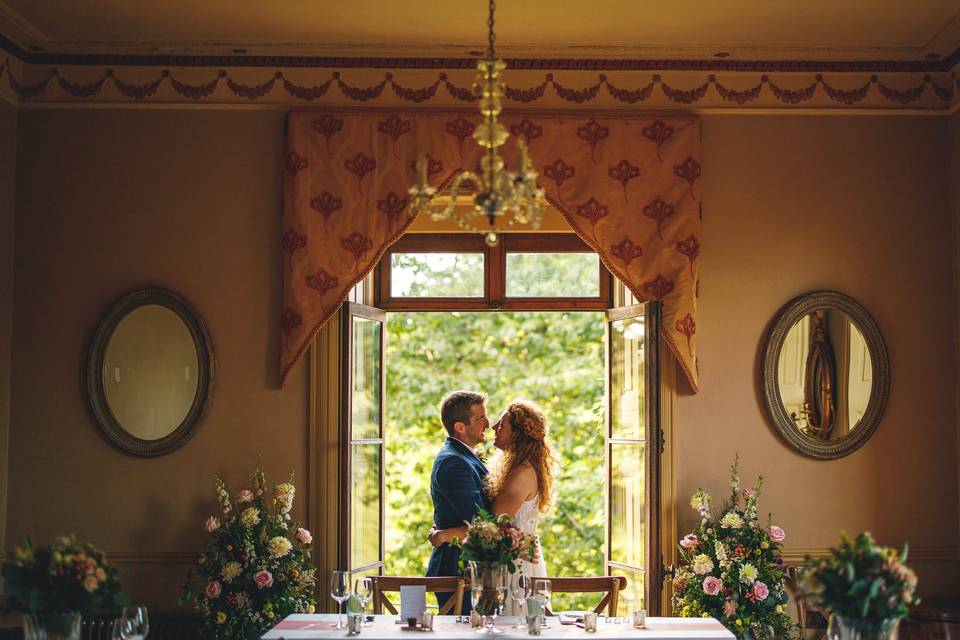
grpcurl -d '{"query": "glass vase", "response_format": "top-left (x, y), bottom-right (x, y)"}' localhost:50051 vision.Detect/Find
top-left (22, 613), bottom-right (82, 640)
top-left (828, 614), bottom-right (901, 640)
top-left (468, 562), bottom-right (508, 635)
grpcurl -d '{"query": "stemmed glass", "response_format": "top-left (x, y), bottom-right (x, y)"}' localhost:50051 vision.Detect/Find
top-left (510, 572), bottom-right (530, 629)
top-left (330, 570), bottom-right (351, 629)
top-left (354, 576), bottom-right (374, 626)
top-left (119, 606), bottom-right (149, 640)
top-left (533, 579), bottom-right (551, 628)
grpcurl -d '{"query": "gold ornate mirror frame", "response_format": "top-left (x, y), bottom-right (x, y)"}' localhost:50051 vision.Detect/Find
top-left (85, 287), bottom-right (215, 457)
top-left (761, 290), bottom-right (890, 459)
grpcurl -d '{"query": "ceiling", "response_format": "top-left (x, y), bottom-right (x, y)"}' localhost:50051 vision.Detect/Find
top-left (1, 0), bottom-right (959, 63)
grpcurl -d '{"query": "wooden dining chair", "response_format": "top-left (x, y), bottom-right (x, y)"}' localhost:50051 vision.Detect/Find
top-left (370, 576), bottom-right (466, 615)
top-left (538, 576), bottom-right (627, 616)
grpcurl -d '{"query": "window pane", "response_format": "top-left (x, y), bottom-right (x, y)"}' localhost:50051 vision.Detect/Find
top-left (391, 253), bottom-right (484, 297)
top-left (351, 443), bottom-right (381, 570)
top-left (609, 566), bottom-right (645, 616)
top-left (610, 443), bottom-right (645, 568)
top-left (610, 316), bottom-right (644, 440)
top-left (351, 317), bottom-right (381, 440)
top-left (506, 252), bottom-right (600, 297)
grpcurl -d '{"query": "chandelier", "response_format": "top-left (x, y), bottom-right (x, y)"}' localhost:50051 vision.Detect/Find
top-left (408, 0), bottom-right (546, 246)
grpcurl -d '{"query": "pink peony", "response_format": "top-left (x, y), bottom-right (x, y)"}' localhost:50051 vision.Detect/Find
top-left (723, 600), bottom-right (737, 617)
top-left (296, 527), bottom-right (313, 544)
top-left (254, 570), bottom-right (274, 589)
top-left (206, 581), bottom-right (222, 599)
top-left (680, 534), bottom-right (699, 550)
top-left (237, 489), bottom-right (255, 503)
top-left (769, 525), bottom-right (786, 542)
top-left (702, 576), bottom-right (723, 596)
top-left (204, 516), bottom-right (220, 533)
top-left (752, 581), bottom-right (769, 600)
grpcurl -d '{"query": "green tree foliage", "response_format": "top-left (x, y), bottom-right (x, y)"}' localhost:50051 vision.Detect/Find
top-left (383, 252), bottom-right (608, 610)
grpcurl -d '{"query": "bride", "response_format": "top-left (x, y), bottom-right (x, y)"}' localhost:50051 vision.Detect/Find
top-left (429, 400), bottom-right (554, 589)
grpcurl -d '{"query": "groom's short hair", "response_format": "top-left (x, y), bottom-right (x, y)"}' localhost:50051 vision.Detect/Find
top-left (440, 390), bottom-right (486, 435)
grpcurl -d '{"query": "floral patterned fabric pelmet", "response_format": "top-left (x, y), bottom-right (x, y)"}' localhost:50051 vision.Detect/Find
top-left (281, 111), bottom-right (701, 390)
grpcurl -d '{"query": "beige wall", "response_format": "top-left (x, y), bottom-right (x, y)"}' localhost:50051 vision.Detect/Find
top-left (0, 100), bottom-right (16, 556)
top-left (6, 108), bottom-right (958, 607)
top-left (8, 108), bottom-right (308, 606)
top-left (681, 113), bottom-right (957, 595)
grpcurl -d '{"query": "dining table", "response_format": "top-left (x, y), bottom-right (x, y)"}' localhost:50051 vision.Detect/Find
top-left (262, 614), bottom-right (736, 640)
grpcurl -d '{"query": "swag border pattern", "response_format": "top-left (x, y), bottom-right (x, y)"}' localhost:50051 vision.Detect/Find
top-left (281, 108), bottom-right (702, 391)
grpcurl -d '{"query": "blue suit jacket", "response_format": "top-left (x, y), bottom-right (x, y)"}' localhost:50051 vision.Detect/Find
top-left (425, 437), bottom-right (489, 578)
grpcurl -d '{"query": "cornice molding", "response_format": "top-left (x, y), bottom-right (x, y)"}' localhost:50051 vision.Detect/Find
top-left (0, 2), bottom-right (45, 53)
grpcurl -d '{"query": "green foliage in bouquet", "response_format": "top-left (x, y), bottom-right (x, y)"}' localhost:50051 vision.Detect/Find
top-left (673, 457), bottom-right (795, 640)
top-left (455, 508), bottom-right (539, 573)
top-left (1, 534), bottom-right (128, 614)
top-left (801, 532), bottom-right (918, 628)
top-left (181, 459), bottom-right (316, 640)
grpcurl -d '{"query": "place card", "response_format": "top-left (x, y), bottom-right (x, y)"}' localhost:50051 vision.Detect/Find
top-left (400, 585), bottom-right (427, 624)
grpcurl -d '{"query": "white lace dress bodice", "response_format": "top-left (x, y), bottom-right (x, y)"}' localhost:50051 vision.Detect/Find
top-left (504, 495), bottom-right (547, 615)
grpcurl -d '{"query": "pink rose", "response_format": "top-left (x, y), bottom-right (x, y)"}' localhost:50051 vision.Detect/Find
top-left (752, 581), bottom-right (769, 600)
top-left (769, 525), bottom-right (786, 542)
top-left (204, 516), bottom-right (220, 533)
top-left (206, 581), bottom-right (222, 599)
top-left (254, 570), bottom-right (274, 589)
top-left (296, 528), bottom-right (313, 544)
top-left (237, 489), bottom-right (255, 503)
top-left (680, 534), bottom-right (699, 550)
top-left (702, 576), bottom-right (723, 596)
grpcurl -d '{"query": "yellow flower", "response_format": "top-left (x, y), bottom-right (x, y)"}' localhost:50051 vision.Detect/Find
top-left (240, 507), bottom-right (261, 527)
top-left (268, 536), bottom-right (293, 559)
top-left (82, 575), bottom-right (99, 592)
top-left (221, 562), bottom-right (242, 583)
top-left (775, 605), bottom-right (784, 614)
top-left (267, 611), bottom-right (275, 620)
top-left (216, 612), bottom-right (227, 624)
top-left (95, 568), bottom-right (106, 581)
top-left (306, 604), bottom-right (316, 614)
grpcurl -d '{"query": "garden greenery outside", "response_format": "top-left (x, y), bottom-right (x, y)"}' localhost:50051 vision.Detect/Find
top-left (383, 251), bottom-right (608, 610)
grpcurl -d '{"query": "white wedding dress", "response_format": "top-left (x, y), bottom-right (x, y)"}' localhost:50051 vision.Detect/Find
top-left (504, 494), bottom-right (547, 615)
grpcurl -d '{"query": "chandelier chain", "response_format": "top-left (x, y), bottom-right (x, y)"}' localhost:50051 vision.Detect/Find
top-left (487, 0), bottom-right (496, 62)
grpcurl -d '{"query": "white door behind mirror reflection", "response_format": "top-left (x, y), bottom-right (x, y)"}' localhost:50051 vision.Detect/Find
top-left (103, 304), bottom-right (198, 440)
top-left (776, 309), bottom-right (873, 441)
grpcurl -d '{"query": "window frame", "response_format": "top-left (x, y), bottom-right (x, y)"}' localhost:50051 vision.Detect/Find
top-left (375, 233), bottom-right (612, 310)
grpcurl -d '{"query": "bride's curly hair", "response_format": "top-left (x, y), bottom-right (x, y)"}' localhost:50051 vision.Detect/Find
top-left (486, 400), bottom-right (554, 514)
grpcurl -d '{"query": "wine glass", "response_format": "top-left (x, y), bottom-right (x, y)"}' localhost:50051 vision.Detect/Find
top-left (119, 606), bottom-right (149, 640)
top-left (510, 572), bottom-right (530, 628)
top-left (533, 579), bottom-right (551, 627)
top-left (354, 576), bottom-right (373, 626)
top-left (111, 618), bottom-right (124, 640)
top-left (330, 570), bottom-right (351, 629)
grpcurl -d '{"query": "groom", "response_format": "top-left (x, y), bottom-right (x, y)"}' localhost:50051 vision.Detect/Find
top-left (426, 390), bottom-right (490, 614)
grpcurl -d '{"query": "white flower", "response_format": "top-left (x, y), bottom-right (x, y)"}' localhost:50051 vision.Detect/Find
top-left (739, 563), bottom-right (758, 585)
top-left (720, 512), bottom-right (744, 529)
top-left (221, 561), bottom-right (242, 583)
top-left (692, 554), bottom-right (714, 575)
top-left (240, 507), bottom-right (260, 527)
top-left (715, 542), bottom-right (731, 569)
top-left (268, 536), bottom-right (293, 558)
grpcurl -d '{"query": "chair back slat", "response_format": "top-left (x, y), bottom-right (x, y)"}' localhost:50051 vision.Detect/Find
top-left (370, 576), bottom-right (465, 616)
top-left (537, 576), bottom-right (627, 616)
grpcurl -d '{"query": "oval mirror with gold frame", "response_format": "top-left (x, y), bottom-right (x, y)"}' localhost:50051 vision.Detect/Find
top-left (762, 291), bottom-right (889, 459)
top-left (86, 288), bottom-right (214, 456)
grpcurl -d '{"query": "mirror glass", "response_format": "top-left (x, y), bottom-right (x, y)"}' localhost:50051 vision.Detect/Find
top-left (776, 309), bottom-right (874, 441)
top-left (87, 288), bottom-right (213, 456)
top-left (762, 290), bottom-right (888, 459)
top-left (103, 304), bottom-right (199, 440)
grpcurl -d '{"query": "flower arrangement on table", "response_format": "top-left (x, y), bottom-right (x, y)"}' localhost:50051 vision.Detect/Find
top-left (1, 534), bottom-right (128, 615)
top-left (454, 508), bottom-right (539, 618)
top-left (181, 459), bottom-right (316, 640)
top-left (800, 532), bottom-right (918, 636)
top-left (673, 457), bottom-right (795, 640)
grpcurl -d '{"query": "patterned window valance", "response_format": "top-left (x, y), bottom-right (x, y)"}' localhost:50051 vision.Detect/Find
top-left (281, 111), bottom-right (701, 391)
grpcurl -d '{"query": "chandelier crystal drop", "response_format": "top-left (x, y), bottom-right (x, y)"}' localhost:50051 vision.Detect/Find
top-left (408, 0), bottom-right (546, 246)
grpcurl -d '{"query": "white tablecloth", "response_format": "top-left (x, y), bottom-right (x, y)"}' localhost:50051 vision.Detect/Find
top-left (263, 615), bottom-right (735, 640)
